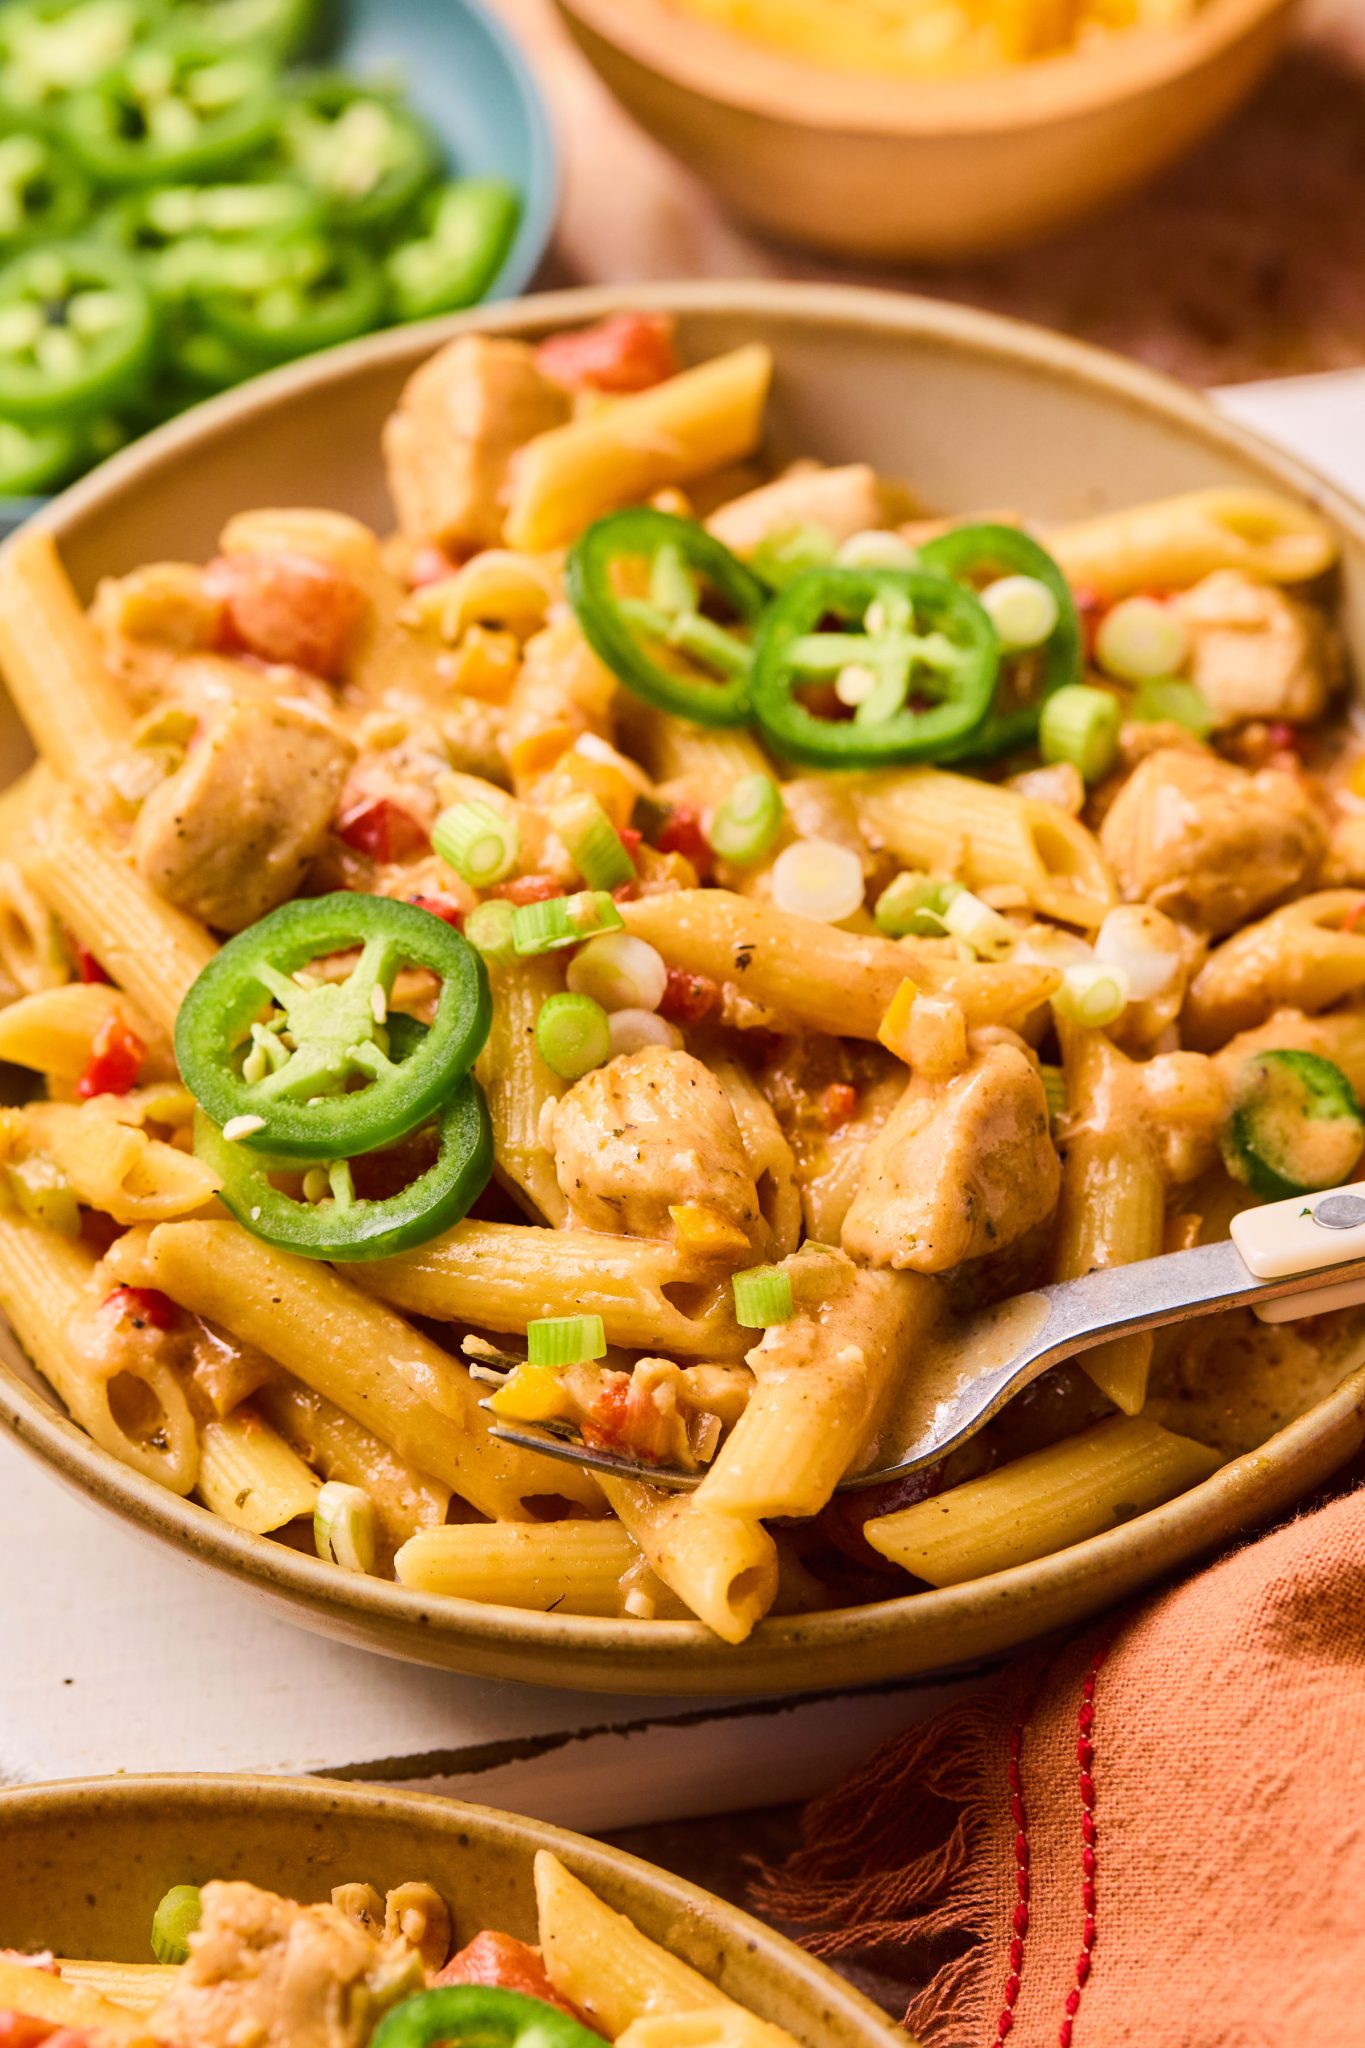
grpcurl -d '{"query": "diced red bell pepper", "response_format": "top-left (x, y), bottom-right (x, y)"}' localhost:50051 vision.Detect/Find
top-left (1341, 897), bottom-right (1365, 936)
top-left (101, 1284), bottom-right (180, 1332)
top-left (536, 314), bottom-right (679, 395)
top-left (0, 2015), bottom-right (62, 2048)
top-left (820, 1081), bottom-right (859, 1131)
top-left (435, 1933), bottom-right (587, 2023)
top-left (656, 804), bottom-right (712, 879)
top-left (408, 893), bottom-right (465, 929)
top-left (336, 797), bottom-right (431, 865)
top-left (77, 1013), bottom-right (145, 1100)
top-left (658, 967), bottom-right (722, 1028)
top-left (407, 545), bottom-right (456, 590)
top-left (72, 941), bottom-right (110, 985)
top-left (207, 551), bottom-right (365, 680)
top-left (493, 872), bottom-right (562, 906)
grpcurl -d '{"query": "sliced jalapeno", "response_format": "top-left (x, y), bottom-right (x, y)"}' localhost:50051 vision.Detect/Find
top-left (174, 893), bottom-right (492, 1161)
top-left (0, 0), bottom-right (153, 121)
top-left (567, 508), bottom-right (769, 728)
top-left (105, 179), bottom-right (324, 289)
top-left (62, 45), bottom-right (280, 187)
top-left (386, 178), bottom-right (520, 321)
top-left (0, 242), bottom-right (155, 421)
top-left (749, 565), bottom-right (999, 767)
top-left (196, 232), bottom-right (387, 365)
top-left (918, 522), bottom-right (1082, 763)
top-left (0, 416), bottom-right (80, 493)
top-left (371, 1987), bottom-right (602, 2048)
top-left (159, 0), bottom-right (319, 60)
top-left (279, 74), bottom-right (439, 232)
top-left (0, 129), bottom-right (91, 250)
top-left (195, 1078), bottom-right (492, 1260)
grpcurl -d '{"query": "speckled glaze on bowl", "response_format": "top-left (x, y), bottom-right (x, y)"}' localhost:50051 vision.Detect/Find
top-left (0, 1774), bottom-right (903, 2048)
top-left (553, 0), bottom-right (1298, 262)
top-left (2, 281), bottom-right (1365, 1697)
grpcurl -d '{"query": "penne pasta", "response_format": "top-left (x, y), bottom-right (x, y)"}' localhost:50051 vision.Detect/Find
top-left (1183, 891), bottom-right (1365, 1050)
top-left (475, 953), bottom-right (570, 1226)
top-left (1047, 487), bottom-right (1337, 598)
top-left (394, 1518), bottom-right (640, 1614)
top-left (601, 1475), bottom-right (778, 1643)
top-left (535, 1851), bottom-right (739, 2040)
top-left (504, 346), bottom-right (773, 551)
top-left (0, 529), bottom-right (131, 793)
top-left (864, 1415), bottom-right (1223, 1585)
top-left (0, 1960), bottom-right (158, 2046)
top-left (196, 1406), bottom-right (322, 1533)
top-left (257, 1376), bottom-right (451, 1551)
top-left (52, 1964), bottom-right (180, 2015)
top-left (17, 1097), bottom-right (220, 1223)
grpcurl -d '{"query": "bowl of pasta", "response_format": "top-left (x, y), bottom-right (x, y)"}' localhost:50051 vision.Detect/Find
top-left (554, 0), bottom-right (1298, 260)
top-left (0, 1773), bottom-right (898, 2048)
top-left (2, 279), bottom-right (1365, 1696)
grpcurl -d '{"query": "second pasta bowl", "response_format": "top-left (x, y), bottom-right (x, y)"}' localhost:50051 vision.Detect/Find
top-left (0, 282), bottom-right (1363, 1695)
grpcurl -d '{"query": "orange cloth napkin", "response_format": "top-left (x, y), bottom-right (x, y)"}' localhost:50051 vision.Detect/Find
top-left (756, 1486), bottom-right (1365, 2047)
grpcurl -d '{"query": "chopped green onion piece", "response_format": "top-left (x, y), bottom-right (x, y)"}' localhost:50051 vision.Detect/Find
top-left (1054, 960), bottom-right (1130, 1028)
top-left (942, 888), bottom-right (1015, 960)
top-left (874, 872), bottom-right (963, 938)
top-left (527, 1312), bottom-right (606, 1366)
top-left (708, 772), bottom-right (784, 865)
top-left (432, 800), bottom-right (519, 888)
top-left (313, 1480), bottom-right (376, 1575)
top-left (980, 573), bottom-right (1060, 651)
top-left (566, 931), bottom-right (668, 1012)
top-left (732, 1264), bottom-right (794, 1328)
top-left (1039, 683), bottom-right (1121, 783)
top-left (834, 530), bottom-right (920, 570)
top-left (536, 991), bottom-right (611, 1080)
top-left (771, 838), bottom-right (865, 924)
top-left (151, 1884), bottom-right (202, 1965)
top-left (1095, 596), bottom-right (1189, 682)
top-left (4, 1155), bottom-right (79, 1236)
top-left (464, 899), bottom-right (517, 966)
top-left (512, 895), bottom-right (577, 956)
top-left (1129, 678), bottom-right (1216, 737)
top-left (1040, 1062), bottom-right (1067, 1126)
top-left (566, 890), bottom-right (625, 940)
top-left (748, 523), bottom-right (837, 591)
top-left (553, 792), bottom-right (636, 891)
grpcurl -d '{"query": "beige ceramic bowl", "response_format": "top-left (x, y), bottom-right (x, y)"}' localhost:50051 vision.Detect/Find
top-left (0, 1773), bottom-right (901, 2048)
top-left (3, 281), bottom-right (1365, 1697)
top-left (554, 0), bottom-right (1298, 261)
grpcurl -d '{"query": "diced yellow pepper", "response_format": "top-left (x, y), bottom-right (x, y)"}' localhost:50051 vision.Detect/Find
top-left (508, 721), bottom-right (576, 786)
top-left (669, 1203), bottom-right (752, 1258)
top-left (876, 977), bottom-right (920, 1063)
top-left (487, 1364), bottom-right (575, 1425)
top-left (444, 626), bottom-right (521, 704)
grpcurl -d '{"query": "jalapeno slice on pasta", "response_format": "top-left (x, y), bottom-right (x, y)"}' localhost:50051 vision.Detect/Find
top-left (174, 893), bottom-right (492, 1161)
top-left (371, 1986), bottom-right (604, 2048)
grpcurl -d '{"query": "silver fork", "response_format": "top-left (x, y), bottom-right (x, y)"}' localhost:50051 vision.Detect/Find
top-left (486, 1183), bottom-right (1365, 1495)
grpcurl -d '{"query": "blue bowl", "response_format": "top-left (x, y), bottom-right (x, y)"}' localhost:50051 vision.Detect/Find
top-left (0, 0), bottom-right (557, 537)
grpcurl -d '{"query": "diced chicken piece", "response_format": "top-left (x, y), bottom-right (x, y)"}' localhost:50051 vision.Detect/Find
top-left (551, 1046), bottom-right (761, 1243)
top-left (150, 1882), bottom-right (420, 2048)
top-left (383, 336), bottom-right (571, 553)
top-left (133, 698), bottom-right (355, 931)
top-left (1098, 747), bottom-right (1326, 938)
top-left (91, 562), bottom-right (226, 709)
top-left (842, 1041), bottom-right (1059, 1273)
top-left (706, 463), bottom-right (884, 554)
top-left (1172, 570), bottom-right (1336, 727)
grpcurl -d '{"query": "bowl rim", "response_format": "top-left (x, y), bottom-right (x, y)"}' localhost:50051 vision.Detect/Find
top-left (554, 0), bottom-right (1296, 133)
top-left (0, 1772), bottom-right (904, 2046)
top-left (5, 275), bottom-right (1365, 1693)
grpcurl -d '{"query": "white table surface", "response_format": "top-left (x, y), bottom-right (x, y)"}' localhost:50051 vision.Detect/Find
top-left (4, 371), bottom-right (1364, 1831)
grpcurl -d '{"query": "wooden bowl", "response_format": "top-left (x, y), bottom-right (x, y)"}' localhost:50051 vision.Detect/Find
top-left (3, 280), bottom-right (1364, 1697)
top-left (0, 1773), bottom-right (901, 2048)
top-left (553, 0), bottom-right (1298, 261)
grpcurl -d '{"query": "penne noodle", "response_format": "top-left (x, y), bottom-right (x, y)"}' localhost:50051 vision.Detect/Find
top-left (0, 1961), bottom-right (158, 2046)
top-left (1183, 891), bottom-right (1365, 1050)
top-left (394, 1518), bottom-right (640, 1614)
top-left (0, 982), bottom-right (160, 1083)
top-left (504, 345), bottom-right (773, 551)
top-left (53, 1964), bottom-right (180, 2015)
top-left (257, 1375), bottom-right (451, 1551)
top-left (0, 530), bottom-right (132, 794)
top-left (601, 1475), bottom-right (778, 1644)
top-left (864, 1416), bottom-right (1223, 1585)
top-left (620, 889), bottom-right (1060, 1036)
top-left (535, 1851), bottom-right (739, 2040)
top-left (1047, 487), bottom-right (1337, 598)
top-left (196, 1406), bottom-right (322, 1534)
top-left (475, 953), bottom-right (570, 1226)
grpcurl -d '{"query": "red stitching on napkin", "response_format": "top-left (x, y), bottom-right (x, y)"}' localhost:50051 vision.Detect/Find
top-left (1059, 1642), bottom-right (1109, 2047)
top-left (995, 1719), bottom-right (1031, 2044)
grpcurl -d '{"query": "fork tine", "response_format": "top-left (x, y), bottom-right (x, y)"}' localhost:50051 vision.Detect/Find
top-left (487, 1423), bottom-right (703, 1491)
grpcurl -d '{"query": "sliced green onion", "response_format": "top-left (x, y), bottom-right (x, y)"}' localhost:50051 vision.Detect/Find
top-left (834, 530), bottom-right (920, 570)
top-left (748, 523), bottom-right (837, 591)
top-left (4, 1155), bottom-right (79, 1236)
top-left (1095, 596), bottom-right (1189, 682)
top-left (527, 1312), bottom-right (607, 1366)
top-left (708, 773), bottom-right (784, 866)
top-left (981, 573), bottom-right (1060, 651)
top-left (942, 888), bottom-right (1015, 961)
top-left (464, 899), bottom-right (517, 966)
top-left (553, 792), bottom-right (635, 891)
top-left (1039, 683), bottom-right (1121, 783)
top-left (1094, 905), bottom-right (1181, 1002)
top-left (771, 838), bottom-right (865, 924)
top-left (733, 1264), bottom-right (794, 1328)
top-left (874, 872), bottom-right (962, 937)
top-left (1054, 960), bottom-right (1130, 1028)
top-left (432, 800), bottom-right (519, 888)
top-left (609, 1008), bottom-right (683, 1056)
top-left (536, 991), bottom-right (612, 1079)
top-left (151, 1884), bottom-right (202, 1965)
top-left (566, 890), bottom-right (625, 940)
top-left (313, 1481), bottom-right (376, 1575)
top-left (566, 931), bottom-right (667, 1012)
top-left (1040, 1062), bottom-right (1068, 1126)
top-left (1129, 678), bottom-right (1216, 737)
top-left (512, 896), bottom-right (577, 956)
